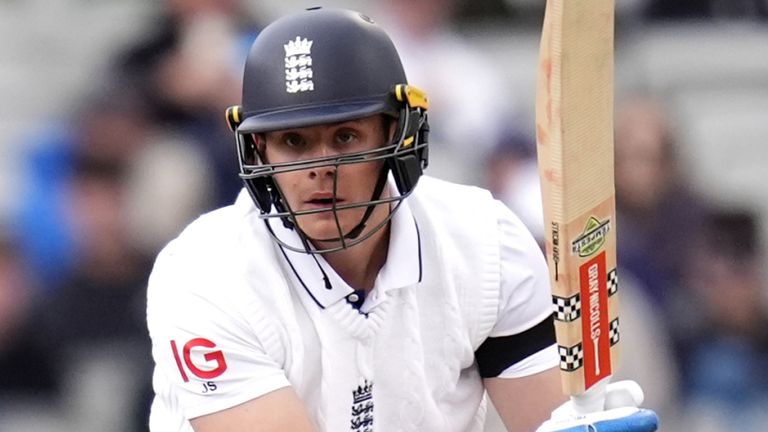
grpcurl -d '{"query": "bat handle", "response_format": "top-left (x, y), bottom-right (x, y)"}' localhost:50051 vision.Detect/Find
top-left (571, 377), bottom-right (610, 414)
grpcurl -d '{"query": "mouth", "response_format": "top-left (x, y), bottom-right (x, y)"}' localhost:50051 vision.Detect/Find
top-left (303, 193), bottom-right (345, 209)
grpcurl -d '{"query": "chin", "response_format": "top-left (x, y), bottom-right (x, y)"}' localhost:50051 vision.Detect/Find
top-left (296, 211), bottom-right (361, 242)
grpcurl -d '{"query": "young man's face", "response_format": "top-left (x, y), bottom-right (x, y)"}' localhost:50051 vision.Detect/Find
top-left (260, 115), bottom-right (391, 244)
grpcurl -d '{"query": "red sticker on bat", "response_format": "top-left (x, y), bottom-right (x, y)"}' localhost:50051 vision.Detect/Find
top-left (579, 251), bottom-right (611, 389)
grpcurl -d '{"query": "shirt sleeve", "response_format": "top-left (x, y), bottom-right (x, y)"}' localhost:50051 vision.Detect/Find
top-left (475, 200), bottom-right (558, 378)
top-left (147, 240), bottom-right (291, 421)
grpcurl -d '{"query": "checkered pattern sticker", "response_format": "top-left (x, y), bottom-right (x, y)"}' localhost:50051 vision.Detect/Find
top-left (608, 268), bottom-right (618, 296)
top-left (559, 343), bottom-right (584, 372)
top-left (553, 294), bottom-right (581, 322)
top-left (609, 318), bottom-right (620, 346)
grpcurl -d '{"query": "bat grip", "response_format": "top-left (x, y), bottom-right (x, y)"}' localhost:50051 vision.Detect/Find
top-left (571, 377), bottom-right (609, 414)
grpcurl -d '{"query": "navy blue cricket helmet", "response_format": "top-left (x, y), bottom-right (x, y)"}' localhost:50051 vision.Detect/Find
top-left (225, 7), bottom-right (430, 254)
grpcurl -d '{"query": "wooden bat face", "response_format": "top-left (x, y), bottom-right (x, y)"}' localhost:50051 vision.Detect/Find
top-left (535, 0), bottom-right (619, 401)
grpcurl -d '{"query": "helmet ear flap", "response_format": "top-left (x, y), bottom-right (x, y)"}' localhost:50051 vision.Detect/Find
top-left (229, 104), bottom-right (277, 215)
top-left (390, 85), bottom-right (430, 195)
top-left (225, 105), bottom-right (243, 131)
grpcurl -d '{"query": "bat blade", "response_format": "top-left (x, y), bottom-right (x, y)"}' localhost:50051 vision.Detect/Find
top-left (535, 0), bottom-right (619, 412)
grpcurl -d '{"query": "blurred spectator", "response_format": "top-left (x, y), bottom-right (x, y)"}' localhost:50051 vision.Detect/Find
top-left (14, 86), bottom-right (150, 290)
top-left (114, 0), bottom-right (261, 207)
top-left (32, 153), bottom-right (154, 431)
top-left (123, 130), bottom-right (216, 257)
top-left (484, 128), bottom-right (544, 243)
top-left (375, 0), bottom-right (511, 186)
top-left (0, 233), bottom-right (57, 407)
top-left (37, 154), bottom-right (151, 348)
top-left (614, 94), bottom-right (710, 307)
top-left (672, 209), bottom-right (768, 432)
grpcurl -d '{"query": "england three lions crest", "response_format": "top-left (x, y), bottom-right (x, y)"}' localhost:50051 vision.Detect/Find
top-left (284, 36), bottom-right (314, 93)
top-left (351, 380), bottom-right (373, 432)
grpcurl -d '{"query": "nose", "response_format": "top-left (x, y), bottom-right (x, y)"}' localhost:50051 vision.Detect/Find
top-left (307, 142), bottom-right (337, 180)
top-left (308, 164), bottom-right (336, 179)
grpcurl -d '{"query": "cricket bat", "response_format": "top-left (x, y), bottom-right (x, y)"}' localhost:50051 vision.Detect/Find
top-left (535, 0), bottom-right (619, 414)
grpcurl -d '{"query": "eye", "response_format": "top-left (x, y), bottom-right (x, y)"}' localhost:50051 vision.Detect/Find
top-left (282, 133), bottom-right (305, 148)
top-left (336, 130), bottom-right (358, 144)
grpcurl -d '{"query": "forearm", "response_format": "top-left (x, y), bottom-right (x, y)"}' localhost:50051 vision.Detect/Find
top-left (484, 367), bottom-right (566, 432)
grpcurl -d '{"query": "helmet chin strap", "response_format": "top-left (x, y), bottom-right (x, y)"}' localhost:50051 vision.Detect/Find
top-left (342, 166), bottom-right (390, 240)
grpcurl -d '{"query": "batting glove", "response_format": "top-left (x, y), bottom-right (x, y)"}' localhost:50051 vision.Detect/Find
top-left (536, 380), bottom-right (659, 432)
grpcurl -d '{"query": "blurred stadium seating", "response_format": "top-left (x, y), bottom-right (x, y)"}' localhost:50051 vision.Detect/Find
top-left (1, 1), bottom-right (766, 431)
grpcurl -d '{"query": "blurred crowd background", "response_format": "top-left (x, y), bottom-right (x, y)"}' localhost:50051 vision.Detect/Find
top-left (1, 0), bottom-right (767, 431)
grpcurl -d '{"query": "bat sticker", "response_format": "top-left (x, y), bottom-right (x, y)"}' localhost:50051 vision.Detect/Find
top-left (571, 216), bottom-right (611, 257)
top-left (551, 222), bottom-right (561, 280)
top-left (579, 251), bottom-right (611, 388)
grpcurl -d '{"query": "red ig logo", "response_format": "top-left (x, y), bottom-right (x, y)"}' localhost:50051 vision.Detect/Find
top-left (170, 338), bottom-right (228, 383)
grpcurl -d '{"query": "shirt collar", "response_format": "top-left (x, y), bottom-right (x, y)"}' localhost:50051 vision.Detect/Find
top-left (374, 195), bottom-right (422, 295)
top-left (259, 182), bottom-right (422, 309)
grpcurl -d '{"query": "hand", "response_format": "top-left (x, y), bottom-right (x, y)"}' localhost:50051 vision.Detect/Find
top-left (535, 380), bottom-right (659, 432)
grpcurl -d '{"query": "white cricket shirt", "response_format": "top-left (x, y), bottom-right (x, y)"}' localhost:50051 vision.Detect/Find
top-left (147, 176), bottom-right (557, 431)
